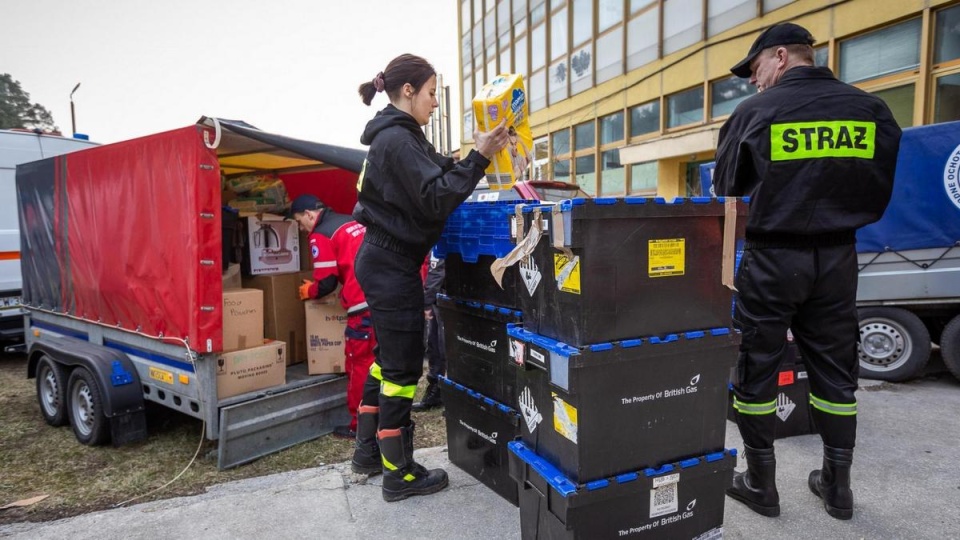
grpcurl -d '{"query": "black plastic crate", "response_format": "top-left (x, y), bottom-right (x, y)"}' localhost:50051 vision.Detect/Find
top-left (440, 376), bottom-right (521, 506)
top-left (727, 342), bottom-right (818, 439)
top-left (444, 252), bottom-right (522, 310)
top-left (509, 440), bottom-right (735, 539)
top-left (509, 325), bottom-right (738, 483)
top-left (516, 197), bottom-right (748, 346)
top-left (438, 294), bottom-right (523, 406)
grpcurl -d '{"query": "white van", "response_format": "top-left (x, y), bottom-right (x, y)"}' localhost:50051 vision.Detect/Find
top-left (0, 129), bottom-right (97, 344)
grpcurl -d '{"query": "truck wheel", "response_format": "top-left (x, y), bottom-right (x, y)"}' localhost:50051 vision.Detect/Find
top-left (36, 355), bottom-right (69, 426)
top-left (858, 307), bottom-right (931, 382)
top-left (67, 367), bottom-right (110, 445)
top-left (940, 315), bottom-right (960, 383)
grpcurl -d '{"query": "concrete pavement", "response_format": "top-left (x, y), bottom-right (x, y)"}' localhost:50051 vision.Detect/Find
top-left (2, 375), bottom-right (959, 540)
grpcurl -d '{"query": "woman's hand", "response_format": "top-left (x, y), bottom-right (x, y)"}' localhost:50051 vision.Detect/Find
top-left (474, 120), bottom-right (509, 160)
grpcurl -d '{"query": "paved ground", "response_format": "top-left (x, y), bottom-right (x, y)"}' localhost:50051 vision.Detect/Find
top-left (2, 374), bottom-right (958, 540)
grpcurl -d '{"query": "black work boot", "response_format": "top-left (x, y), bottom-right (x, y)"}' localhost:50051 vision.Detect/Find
top-left (378, 423), bottom-right (449, 502)
top-left (412, 381), bottom-right (442, 412)
top-left (726, 444), bottom-right (781, 517)
top-left (809, 445), bottom-right (854, 520)
top-left (351, 404), bottom-right (381, 475)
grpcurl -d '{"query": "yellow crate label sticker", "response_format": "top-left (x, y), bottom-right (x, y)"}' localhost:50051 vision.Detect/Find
top-left (553, 253), bottom-right (581, 294)
top-left (552, 393), bottom-right (578, 444)
top-left (649, 238), bottom-right (685, 278)
top-left (149, 366), bottom-right (174, 385)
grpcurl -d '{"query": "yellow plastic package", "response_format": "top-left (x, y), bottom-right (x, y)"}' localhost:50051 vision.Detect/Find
top-left (473, 74), bottom-right (533, 190)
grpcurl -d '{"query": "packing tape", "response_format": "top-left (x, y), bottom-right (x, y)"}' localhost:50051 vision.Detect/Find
top-left (722, 198), bottom-right (738, 291)
top-left (491, 206), bottom-right (542, 287)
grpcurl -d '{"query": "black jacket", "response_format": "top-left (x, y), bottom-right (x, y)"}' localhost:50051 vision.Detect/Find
top-left (354, 104), bottom-right (490, 260)
top-left (714, 66), bottom-right (901, 243)
top-left (423, 256), bottom-right (445, 307)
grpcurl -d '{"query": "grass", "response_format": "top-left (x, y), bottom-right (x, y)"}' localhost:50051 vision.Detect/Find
top-left (0, 353), bottom-right (447, 525)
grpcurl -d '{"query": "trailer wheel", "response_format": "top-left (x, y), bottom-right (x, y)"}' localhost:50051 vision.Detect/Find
top-left (940, 315), bottom-right (960, 383)
top-left (67, 367), bottom-right (110, 445)
top-left (35, 355), bottom-right (69, 426)
top-left (858, 307), bottom-right (931, 382)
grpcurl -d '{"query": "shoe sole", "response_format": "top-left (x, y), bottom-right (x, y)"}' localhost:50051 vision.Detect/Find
top-left (725, 488), bottom-right (781, 517)
top-left (351, 462), bottom-right (383, 476)
top-left (381, 475), bottom-right (450, 502)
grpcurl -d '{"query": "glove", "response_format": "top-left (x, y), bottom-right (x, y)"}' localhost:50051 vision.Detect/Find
top-left (299, 279), bottom-right (315, 300)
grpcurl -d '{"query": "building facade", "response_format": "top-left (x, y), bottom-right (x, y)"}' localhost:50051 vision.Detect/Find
top-left (458, 0), bottom-right (960, 198)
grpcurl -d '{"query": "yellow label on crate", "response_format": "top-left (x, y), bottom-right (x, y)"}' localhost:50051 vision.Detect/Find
top-left (648, 238), bottom-right (686, 277)
top-left (149, 366), bottom-right (174, 385)
top-left (553, 253), bottom-right (581, 294)
top-left (552, 393), bottom-right (578, 444)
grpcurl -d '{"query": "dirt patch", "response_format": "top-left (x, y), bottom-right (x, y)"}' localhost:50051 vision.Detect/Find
top-left (0, 354), bottom-right (449, 525)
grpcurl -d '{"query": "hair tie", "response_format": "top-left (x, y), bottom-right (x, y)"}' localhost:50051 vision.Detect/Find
top-left (372, 72), bottom-right (385, 92)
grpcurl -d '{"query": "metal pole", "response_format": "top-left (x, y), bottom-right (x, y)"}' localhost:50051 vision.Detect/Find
top-left (444, 85), bottom-right (452, 158)
top-left (69, 82), bottom-right (81, 135)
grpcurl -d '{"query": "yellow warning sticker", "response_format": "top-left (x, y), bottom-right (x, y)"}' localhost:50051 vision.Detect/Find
top-left (552, 393), bottom-right (578, 444)
top-left (648, 238), bottom-right (685, 277)
top-left (149, 366), bottom-right (174, 385)
top-left (553, 253), bottom-right (581, 294)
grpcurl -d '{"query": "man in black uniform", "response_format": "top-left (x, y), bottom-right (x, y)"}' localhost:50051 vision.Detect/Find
top-left (714, 23), bottom-right (901, 520)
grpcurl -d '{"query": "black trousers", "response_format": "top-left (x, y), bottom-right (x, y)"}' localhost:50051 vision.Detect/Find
top-left (424, 304), bottom-right (446, 384)
top-left (355, 241), bottom-right (426, 430)
top-left (732, 244), bottom-right (859, 450)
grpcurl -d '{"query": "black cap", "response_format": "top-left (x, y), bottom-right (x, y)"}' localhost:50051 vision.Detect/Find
top-left (287, 194), bottom-right (325, 218)
top-left (731, 23), bottom-right (815, 78)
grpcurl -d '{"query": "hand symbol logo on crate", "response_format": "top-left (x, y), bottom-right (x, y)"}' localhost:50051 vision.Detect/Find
top-left (776, 392), bottom-right (796, 422)
top-left (519, 386), bottom-right (542, 433)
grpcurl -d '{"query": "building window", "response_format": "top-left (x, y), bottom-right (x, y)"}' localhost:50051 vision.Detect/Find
top-left (596, 26), bottom-right (623, 84)
top-left (934, 4), bottom-right (960, 65)
top-left (498, 1), bottom-right (511, 38)
top-left (627, 3), bottom-right (659, 70)
top-left (462, 0), bottom-right (471, 35)
top-left (516, 34), bottom-right (529, 79)
top-left (762, 0), bottom-right (794, 13)
top-left (484, 9), bottom-right (496, 51)
top-left (488, 57), bottom-right (498, 81)
top-left (474, 0), bottom-right (484, 21)
top-left (551, 6), bottom-right (568, 62)
top-left (463, 76), bottom-right (472, 111)
top-left (575, 155), bottom-right (597, 196)
top-left (599, 0), bottom-right (624, 32)
top-left (630, 100), bottom-right (660, 137)
top-left (663, 0), bottom-right (702, 55)
top-left (814, 45), bottom-right (828, 68)
top-left (667, 86), bottom-right (704, 128)
top-left (629, 161), bottom-right (658, 194)
top-left (573, 0), bottom-right (593, 47)
top-left (839, 18), bottom-right (921, 84)
top-left (531, 0), bottom-right (546, 25)
top-left (708, 0), bottom-right (754, 37)
top-left (473, 23), bottom-right (483, 57)
top-left (871, 84), bottom-right (915, 128)
top-left (711, 76), bottom-right (756, 118)
top-left (575, 121), bottom-right (595, 151)
top-left (935, 73), bottom-right (960, 123)
top-left (552, 129), bottom-right (570, 156)
top-left (533, 136), bottom-right (549, 181)
top-left (514, 0), bottom-right (528, 30)
top-left (554, 158), bottom-right (571, 183)
top-left (532, 22), bottom-right (547, 71)
top-left (550, 57), bottom-right (570, 104)
top-left (463, 110), bottom-right (474, 142)
top-left (571, 43), bottom-right (593, 94)
top-left (530, 69), bottom-right (547, 111)
top-left (600, 150), bottom-right (625, 196)
top-left (500, 47), bottom-right (511, 74)
top-left (600, 112), bottom-right (624, 145)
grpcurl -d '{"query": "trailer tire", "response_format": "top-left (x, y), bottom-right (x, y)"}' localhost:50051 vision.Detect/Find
top-left (858, 307), bottom-right (931, 382)
top-left (939, 315), bottom-right (960, 383)
top-left (35, 355), bottom-right (69, 426)
top-left (67, 367), bottom-right (110, 446)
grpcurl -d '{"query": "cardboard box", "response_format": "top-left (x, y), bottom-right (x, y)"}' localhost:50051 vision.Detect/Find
top-left (241, 271), bottom-right (314, 365)
top-left (216, 340), bottom-right (287, 399)
top-left (305, 296), bottom-right (347, 374)
top-left (222, 289), bottom-right (264, 351)
top-left (242, 214), bottom-right (301, 276)
top-left (473, 73), bottom-right (533, 190)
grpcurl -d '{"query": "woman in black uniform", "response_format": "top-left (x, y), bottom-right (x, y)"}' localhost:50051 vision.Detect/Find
top-left (350, 53), bottom-right (508, 502)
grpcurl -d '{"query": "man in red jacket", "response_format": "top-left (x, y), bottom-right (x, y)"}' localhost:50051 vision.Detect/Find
top-left (290, 194), bottom-right (375, 440)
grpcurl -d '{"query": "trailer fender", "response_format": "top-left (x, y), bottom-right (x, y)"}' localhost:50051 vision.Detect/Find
top-left (27, 334), bottom-right (145, 420)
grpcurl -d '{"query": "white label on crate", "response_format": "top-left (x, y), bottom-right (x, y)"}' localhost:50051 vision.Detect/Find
top-left (776, 392), bottom-right (796, 422)
top-left (530, 349), bottom-right (545, 363)
top-left (519, 387), bottom-right (542, 433)
top-left (650, 480), bottom-right (679, 518)
top-left (510, 340), bottom-right (525, 365)
top-left (652, 473), bottom-right (680, 489)
top-left (520, 256), bottom-right (542, 296)
top-left (797, 370), bottom-right (808, 379)
top-left (478, 192), bottom-right (500, 202)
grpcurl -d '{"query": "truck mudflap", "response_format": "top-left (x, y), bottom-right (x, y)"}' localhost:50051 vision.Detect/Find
top-left (28, 333), bottom-right (148, 446)
top-left (216, 373), bottom-right (349, 470)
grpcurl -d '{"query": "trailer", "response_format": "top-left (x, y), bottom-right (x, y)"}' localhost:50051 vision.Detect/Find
top-left (854, 121), bottom-right (960, 382)
top-left (17, 118), bottom-right (366, 468)
top-left (0, 129), bottom-right (97, 347)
